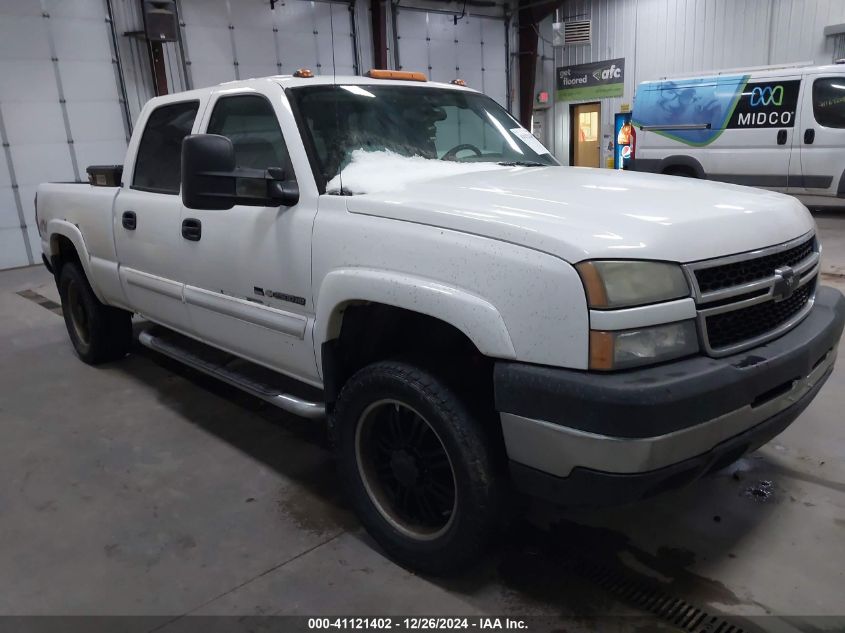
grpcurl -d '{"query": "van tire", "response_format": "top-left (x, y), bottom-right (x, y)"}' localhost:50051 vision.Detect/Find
top-left (333, 360), bottom-right (502, 575)
top-left (663, 166), bottom-right (698, 178)
top-left (58, 262), bottom-right (132, 364)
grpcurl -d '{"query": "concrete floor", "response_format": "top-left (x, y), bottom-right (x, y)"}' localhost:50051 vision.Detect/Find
top-left (1, 215), bottom-right (844, 630)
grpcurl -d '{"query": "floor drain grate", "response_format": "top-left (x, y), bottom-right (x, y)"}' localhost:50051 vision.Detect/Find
top-left (17, 288), bottom-right (63, 316)
top-left (565, 554), bottom-right (746, 633)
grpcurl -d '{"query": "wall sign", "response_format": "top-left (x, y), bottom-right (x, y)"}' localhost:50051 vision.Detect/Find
top-left (556, 58), bottom-right (625, 101)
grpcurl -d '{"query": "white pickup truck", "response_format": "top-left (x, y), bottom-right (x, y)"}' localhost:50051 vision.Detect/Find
top-left (36, 71), bottom-right (845, 574)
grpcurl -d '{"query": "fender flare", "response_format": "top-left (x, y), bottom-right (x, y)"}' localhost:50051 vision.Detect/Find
top-left (46, 219), bottom-right (106, 303)
top-left (658, 155), bottom-right (706, 178)
top-left (313, 268), bottom-right (516, 374)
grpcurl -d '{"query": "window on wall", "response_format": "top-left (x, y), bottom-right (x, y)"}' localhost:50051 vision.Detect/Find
top-left (206, 95), bottom-right (291, 173)
top-left (578, 111), bottom-right (598, 142)
top-left (132, 101), bottom-right (200, 194)
top-left (813, 78), bottom-right (845, 129)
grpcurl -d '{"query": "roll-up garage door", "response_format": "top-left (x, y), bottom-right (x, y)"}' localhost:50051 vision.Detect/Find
top-left (0, 0), bottom-right (129, 269)
top-left (394, 7), bottom-right (508, 107)
top-left (179, 0), bottom-right (358, 89)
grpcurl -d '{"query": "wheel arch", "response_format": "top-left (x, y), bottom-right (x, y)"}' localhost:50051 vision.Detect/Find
top-left (314, 268), bottom-right (515, 402)
top-left (658, 155), bottom-right (705, 178)
top-left (46, 220), bottom-right (106, 302)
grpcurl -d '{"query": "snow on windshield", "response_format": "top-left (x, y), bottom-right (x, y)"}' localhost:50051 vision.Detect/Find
top-left (325, 149), bottom-right (508, 195)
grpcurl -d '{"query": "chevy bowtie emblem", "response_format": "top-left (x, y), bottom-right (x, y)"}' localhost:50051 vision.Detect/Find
top-left (773, 266), bottom-right (800, 302)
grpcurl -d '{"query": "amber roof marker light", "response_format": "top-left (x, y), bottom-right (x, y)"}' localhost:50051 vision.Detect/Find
top-left (293, 69), bottom-right (314, 78)
top-left (450, 79), bottom-right (467, 86)
top-left (366, 69), bottom-right (428, 82)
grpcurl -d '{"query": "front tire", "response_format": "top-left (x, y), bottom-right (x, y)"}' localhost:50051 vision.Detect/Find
top-left (58, 262), bottom-right (132, 364)
top-left (334, 361), bottom-right (502, 574)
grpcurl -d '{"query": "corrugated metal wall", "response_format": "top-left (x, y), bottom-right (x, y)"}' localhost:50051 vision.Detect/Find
top-left (544, 0), bottom-right (845, 164)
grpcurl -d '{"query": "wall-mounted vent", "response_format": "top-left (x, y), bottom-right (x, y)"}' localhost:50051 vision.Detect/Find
top-left (553, 19), bottom-right (591, 47)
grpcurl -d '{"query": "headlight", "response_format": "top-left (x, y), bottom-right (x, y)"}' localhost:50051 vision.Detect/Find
top-left (589, 320), bottom-right (699, 370)
top-left (576, 260), bottom-right (690, 308)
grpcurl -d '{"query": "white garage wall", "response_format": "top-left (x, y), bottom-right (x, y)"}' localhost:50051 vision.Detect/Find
top-left (179, 0), bottom-right (358, 89)
top-left (544, 0), bottom-right (845, 165)
top-left (0, 0), bottom-right (369, 270)
top-left (393, 5), bottom-right (510, 107)
top-left (111, 0), bottom-right (367, 124)
top-left (0, 0), bottom-right (129, 269)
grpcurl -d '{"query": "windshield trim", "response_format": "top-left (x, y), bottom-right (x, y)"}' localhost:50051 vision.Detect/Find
top-left (284, 86), bottom-right (327, 194)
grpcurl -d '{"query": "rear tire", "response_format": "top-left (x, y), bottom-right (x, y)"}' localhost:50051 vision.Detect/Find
top-left (334, 360), bottom-right (503, 575)
top-left (58, 262), bottom-right (132, 364)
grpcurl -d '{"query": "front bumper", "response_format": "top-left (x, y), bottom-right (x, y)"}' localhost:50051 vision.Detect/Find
top-left (495, 285), bottom-right (845, 507)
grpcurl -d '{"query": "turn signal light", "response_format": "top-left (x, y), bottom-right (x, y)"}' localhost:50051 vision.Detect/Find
top-left (293, 68), bottom-right (314, 78)
top-left (366, 69), bottom-right (428, 82)
top-left (575, 261), bottom-right (610, 307)
top-left (588, 331), bottom-right (615, 371)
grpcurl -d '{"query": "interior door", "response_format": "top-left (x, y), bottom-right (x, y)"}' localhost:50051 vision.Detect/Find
top-left (178, 89), bottom-right (318, 381)
top-left (115, 100), bottom-right (201, 333)
top-left (572, 103), bottom-right (600, 167)
top-left (798, 74), bottom-right (845, 199)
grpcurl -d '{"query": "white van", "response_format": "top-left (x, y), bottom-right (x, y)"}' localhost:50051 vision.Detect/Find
top-left (629, 62), bottom-right (845, 208)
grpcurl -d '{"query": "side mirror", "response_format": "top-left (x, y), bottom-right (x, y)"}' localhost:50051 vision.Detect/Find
top-left (181, 134), bottom-right (300, 210)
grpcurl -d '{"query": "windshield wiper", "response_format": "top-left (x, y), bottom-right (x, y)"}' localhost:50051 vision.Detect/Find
top-left (497, 161), bottom-right (546, 167)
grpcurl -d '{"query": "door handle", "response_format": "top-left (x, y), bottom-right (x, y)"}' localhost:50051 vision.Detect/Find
top-left (804, 128), bottom-right (815, 144)
top-left (181, 218), bottom-right (202, 241)
top-left (122, 210), bottom-right (136, 230)
top-left (777, 129), bottom-right (787, 145)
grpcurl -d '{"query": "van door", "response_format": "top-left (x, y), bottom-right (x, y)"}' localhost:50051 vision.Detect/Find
top-left (797, 74), bottom-right (845, 202)
top-left (709, 75), bottom-right (801, 191)
top-left (115, 100), bottom-right (201, 333)
top-left (178, 87), bottom-right (319, 383)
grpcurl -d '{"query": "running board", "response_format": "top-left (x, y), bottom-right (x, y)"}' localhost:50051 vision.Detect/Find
top-left (138, 328), bottom-right (325, 419)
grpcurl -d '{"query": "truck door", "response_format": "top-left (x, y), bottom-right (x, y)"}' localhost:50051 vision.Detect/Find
top-left (797, 74), bottom-right (845, 202)
top-left (178, 88), bottom-right (319, 382)
top-left (115, 100), bottom-right (201, 333)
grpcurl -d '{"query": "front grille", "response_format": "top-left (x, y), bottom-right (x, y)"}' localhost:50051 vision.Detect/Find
top-left (685, 233), bottom-right (819, 356)
top-left (694, 236), bottom-right (815, 294)
top-left (705, 280), bottom-right (814, 350)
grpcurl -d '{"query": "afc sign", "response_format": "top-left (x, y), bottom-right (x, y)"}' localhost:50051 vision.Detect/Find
top-left (556, 58), bottom-right (625, 100)
top-left (592, 63), bottom-right (622, 81)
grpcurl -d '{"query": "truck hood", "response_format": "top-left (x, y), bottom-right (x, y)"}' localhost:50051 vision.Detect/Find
top-left (345, 166), bottom-right (815, 263)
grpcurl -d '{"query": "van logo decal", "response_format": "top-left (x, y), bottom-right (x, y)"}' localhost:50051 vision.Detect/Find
top-left (727, 80), bottom-right (800, 130)
top-left (631, 75), bottom-right (800, 147)
top-left (750, 84), bottom-right (784, 107)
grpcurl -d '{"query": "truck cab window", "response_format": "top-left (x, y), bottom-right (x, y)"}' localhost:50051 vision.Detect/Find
top-left (132, 101), bottom-right (199, 194)
top-left (813, 78), bottom-right (845, 128)
top-left (207, 95), bottom-right (292, 173)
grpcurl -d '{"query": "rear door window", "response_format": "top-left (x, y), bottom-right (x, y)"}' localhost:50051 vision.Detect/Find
top-left (132, 101), bottom-right (200, 194)
top-left (812, 78), bottom-right (845, 128)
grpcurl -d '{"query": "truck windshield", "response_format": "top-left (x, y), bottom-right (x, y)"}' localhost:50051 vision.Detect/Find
top-left (289, 84), bottom-right (557, 194)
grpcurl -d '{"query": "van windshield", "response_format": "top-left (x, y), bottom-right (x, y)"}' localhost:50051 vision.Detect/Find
top-left (289, 85), bottom-right (557, 194)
